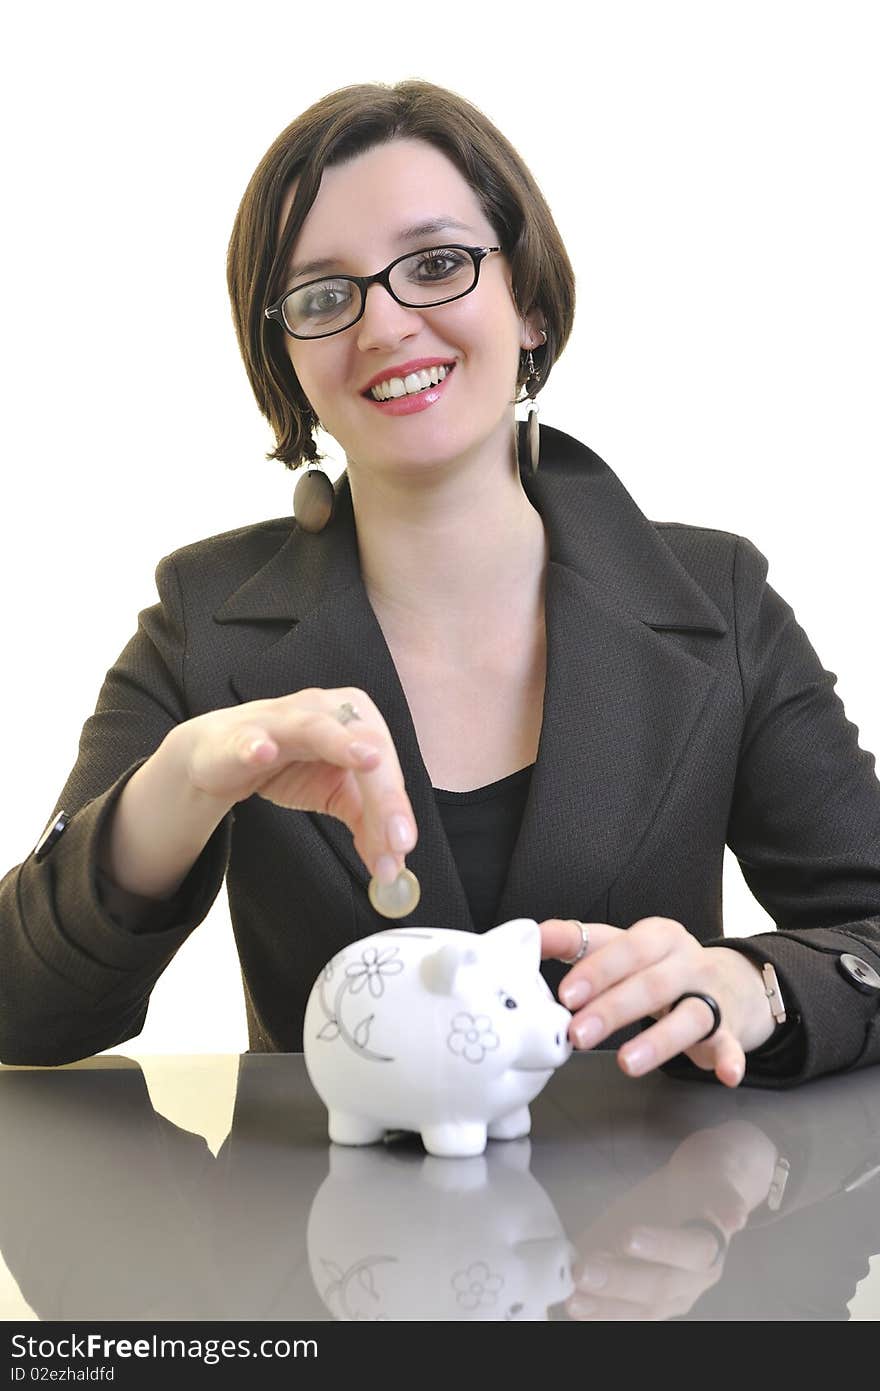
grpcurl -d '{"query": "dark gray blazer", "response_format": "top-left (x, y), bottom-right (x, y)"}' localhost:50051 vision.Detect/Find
top-left (3, 422), bottom-right (879, 1081)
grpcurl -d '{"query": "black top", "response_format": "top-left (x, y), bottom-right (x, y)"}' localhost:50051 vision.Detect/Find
top-left (432, 763), bottom-right (535, 932)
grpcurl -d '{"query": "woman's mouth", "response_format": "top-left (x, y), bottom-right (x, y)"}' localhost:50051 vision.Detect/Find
top-left (362, 362), bottom-right (456, 416)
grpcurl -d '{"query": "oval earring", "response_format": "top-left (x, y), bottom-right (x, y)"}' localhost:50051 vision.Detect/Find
top-left (526, 328), bottom-right (548, 474)
top-left (293, 462), bottom-right (335, 534)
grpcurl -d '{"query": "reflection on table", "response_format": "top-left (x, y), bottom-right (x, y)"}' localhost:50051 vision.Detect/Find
top-left (1, 1052), bottom-right (879, 1321)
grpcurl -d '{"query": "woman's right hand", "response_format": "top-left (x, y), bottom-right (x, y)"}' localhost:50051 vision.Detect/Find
top-left (174, 687), bottom-right (418, 884)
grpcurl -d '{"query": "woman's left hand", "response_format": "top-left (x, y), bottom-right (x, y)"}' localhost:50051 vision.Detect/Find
top-left (540, 918), bottom-right (777, 1088)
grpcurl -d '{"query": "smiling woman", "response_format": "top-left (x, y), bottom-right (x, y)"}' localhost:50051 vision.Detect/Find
top-left (226, 79), bottom-right (575, 474)
top-left (1, 78), bottom-right (879, 1097)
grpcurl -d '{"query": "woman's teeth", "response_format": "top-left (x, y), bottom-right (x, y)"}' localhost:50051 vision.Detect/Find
top-left (369, 363), bottom-right (453, 401)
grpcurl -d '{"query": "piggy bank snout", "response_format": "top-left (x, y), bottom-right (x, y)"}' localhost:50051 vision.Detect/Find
top-left (552, 1006), bottom-right (574, 1064)
top-left (515, 1000), bottom-right (573, 1070)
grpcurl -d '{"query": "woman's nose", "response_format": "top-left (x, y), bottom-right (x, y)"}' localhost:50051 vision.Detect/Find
top-left (356, 281), bottom-right (423, 348)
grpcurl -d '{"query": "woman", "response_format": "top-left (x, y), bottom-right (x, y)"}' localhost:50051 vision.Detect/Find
top-left (3, 80), bottom-right (879, 1085)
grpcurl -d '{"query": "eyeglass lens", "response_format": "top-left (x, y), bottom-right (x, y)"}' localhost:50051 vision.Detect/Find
top-left (281, 246), bottom-right (478, 337)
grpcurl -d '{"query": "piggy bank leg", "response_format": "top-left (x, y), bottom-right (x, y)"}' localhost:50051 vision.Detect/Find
top-left (487, 1105), bottom-right (531, 1141)
top-left (421, 1122), bottom-right (488, 1158)
top-left (328, 1111), bottom-right (386, 1146)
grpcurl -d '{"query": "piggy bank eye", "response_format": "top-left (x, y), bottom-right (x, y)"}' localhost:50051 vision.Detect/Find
top-left (504, 995), bottom-right (518, 1009)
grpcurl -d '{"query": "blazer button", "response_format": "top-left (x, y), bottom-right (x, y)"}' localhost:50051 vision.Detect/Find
top-left (836, 953), bottom-right (880, 994)
top-left (33, 810), bottom-right (69, 863)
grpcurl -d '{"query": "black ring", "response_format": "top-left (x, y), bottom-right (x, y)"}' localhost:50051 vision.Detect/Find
top-left (671, 992), bottom-right (721, 1041)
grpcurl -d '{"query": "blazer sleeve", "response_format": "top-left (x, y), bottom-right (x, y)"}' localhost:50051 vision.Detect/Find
top-left (662, 533), bottom-right (880, 1089)
top-left (0, 553), bottom-right (233, 1067)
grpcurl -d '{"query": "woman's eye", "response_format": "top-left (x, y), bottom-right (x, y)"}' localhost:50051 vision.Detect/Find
top-left (415, 253), bottom-right (462, 278)
top-left (306, 288), bottom-right (343, 313)
top-left (295, 281), bottom-right (355, 318)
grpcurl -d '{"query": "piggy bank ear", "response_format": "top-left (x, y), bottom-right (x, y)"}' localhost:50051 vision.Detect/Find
top-left (484, 918), bottom-right (541, 968)
top-left (420, 942), bottom-right (479, 996)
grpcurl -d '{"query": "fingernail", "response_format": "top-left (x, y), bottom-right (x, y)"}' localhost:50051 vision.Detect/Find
top-left (628, 1228), bottom-right (657, 1256)
top-left (573, 1015), bottom-right (604, 1048)
top-left (567, 1294), bottom-right (597, 1316)
top-left (560, 979), bottom-right (590, 1009)
top-left (620, 1042), bottom-right (654, 1074)
top-left (375, 854), bottom-right (398, 885)
top-left (387, 814), bottom-right (415, 852)
top-left (577, 1262), bottom-right (608, 1290)
top-left (350, 742), bottom-right (378, 763)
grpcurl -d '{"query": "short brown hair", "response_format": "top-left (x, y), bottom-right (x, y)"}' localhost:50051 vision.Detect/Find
top-left (226, 78), bottom-right (576, 471)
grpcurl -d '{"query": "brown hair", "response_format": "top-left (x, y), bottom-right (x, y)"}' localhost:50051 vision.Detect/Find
top-left (226, 78), bottom-right (576, 471)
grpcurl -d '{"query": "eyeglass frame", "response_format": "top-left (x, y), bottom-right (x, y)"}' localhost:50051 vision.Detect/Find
top-left (264, 244), bottom-right (503, 340)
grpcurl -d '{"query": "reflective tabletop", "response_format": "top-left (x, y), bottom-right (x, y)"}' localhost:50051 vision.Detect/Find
top-left (2, 1053), bottom-right (878, 1321)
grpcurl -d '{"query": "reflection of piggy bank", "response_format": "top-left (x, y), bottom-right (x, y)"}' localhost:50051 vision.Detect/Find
top-left (303, 919), bottom-right (572, 1157)
top-left (308, 1141), bottom-right (576, 1320)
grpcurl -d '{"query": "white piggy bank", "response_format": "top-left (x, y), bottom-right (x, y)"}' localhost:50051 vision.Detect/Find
top-left (303, 918), bottom-right (573, 1157)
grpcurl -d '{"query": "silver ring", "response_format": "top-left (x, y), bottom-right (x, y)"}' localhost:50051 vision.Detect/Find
top-left (334, 702), bottom-right (362, 725)
top-left (561, 920), bottom-right (590, 965)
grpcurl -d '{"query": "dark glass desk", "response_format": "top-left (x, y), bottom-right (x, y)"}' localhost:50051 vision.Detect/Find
top-left (1, 1052), bottom-right (878, 1321)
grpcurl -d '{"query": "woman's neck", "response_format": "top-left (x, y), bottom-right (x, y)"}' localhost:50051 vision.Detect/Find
top-left (347, 427), bottom-right (548, 653)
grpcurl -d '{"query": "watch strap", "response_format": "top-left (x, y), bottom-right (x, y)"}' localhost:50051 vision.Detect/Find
top-left (762, 961), bottom-right (787, 1025)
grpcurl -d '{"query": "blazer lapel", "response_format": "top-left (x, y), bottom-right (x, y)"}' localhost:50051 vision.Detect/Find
top-left (215, 421), bottom-right (728, 934)
top-left (217, 472), bottom-right (476, 929)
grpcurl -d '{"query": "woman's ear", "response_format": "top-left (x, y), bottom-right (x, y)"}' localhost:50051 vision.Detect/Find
top-left (521, 312), bottom-right (548, 351)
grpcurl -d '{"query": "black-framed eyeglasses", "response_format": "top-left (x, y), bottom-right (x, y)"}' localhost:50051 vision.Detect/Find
top-left (264, 244), bottom-right (502, 340)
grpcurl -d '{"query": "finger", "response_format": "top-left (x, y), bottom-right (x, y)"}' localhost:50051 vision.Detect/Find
top-left (615, 1011), bottom-right (745, 1082)
top-left (566, 1292), bottom-right (669, 1321)
top-left (702, 1033), bottom-right (746, 1088)
top-left (539, 919), bottom-right (622, 964)
top-left (244, 695), bottom-right (382, 772)
top-left (190, 706), bottom-right (376, 809)
top-left (262, 691), bottom-right (418, 880)
top-left (561, 930), bottom-right (677, 1015)
top-left (567, 955), bottom-right (689, 1048)
top-left (675, 1025), bottom-right (747, 1089)
top-left (572, 1253), bottom-right (712, 1307)
top-left (317, 690), bottom-right (418, 879)
top-left (619, 1224), bottom-right (726, 1272)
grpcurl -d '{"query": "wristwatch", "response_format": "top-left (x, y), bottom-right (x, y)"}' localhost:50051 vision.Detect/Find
top-left (761, 962), bottom-right (787, 1026)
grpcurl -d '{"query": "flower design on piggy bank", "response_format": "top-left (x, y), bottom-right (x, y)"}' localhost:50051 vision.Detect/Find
top-left (447, 1013), bottom-right (500, 1063)
top-left (315, 944), bottom-right (409, 1061)
top-left (345, 945), bottom-right (405, 997)
top-left (451, 1261), bottom-right (505, 1310)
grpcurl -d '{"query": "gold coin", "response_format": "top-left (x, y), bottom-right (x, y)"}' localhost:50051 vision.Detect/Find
top-left (368, 866), bottom-right (421, 919)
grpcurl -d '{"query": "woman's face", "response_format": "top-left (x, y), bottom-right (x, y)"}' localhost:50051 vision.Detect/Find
top-left (275, 136), bottom-right (542, 475)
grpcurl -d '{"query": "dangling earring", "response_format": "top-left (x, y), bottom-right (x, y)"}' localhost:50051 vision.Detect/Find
top-left (292, 410), bottom-right (335, 533)
top-left (293, 462), bottom-right (335, 533)
top-left (525, 328), bottom-right (548, 474)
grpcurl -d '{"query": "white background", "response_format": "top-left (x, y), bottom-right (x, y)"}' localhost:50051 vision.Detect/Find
top-left (1, 0), bottom-right (879, 1326)
top-left (1, 0), bottom-right (877, 1058)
